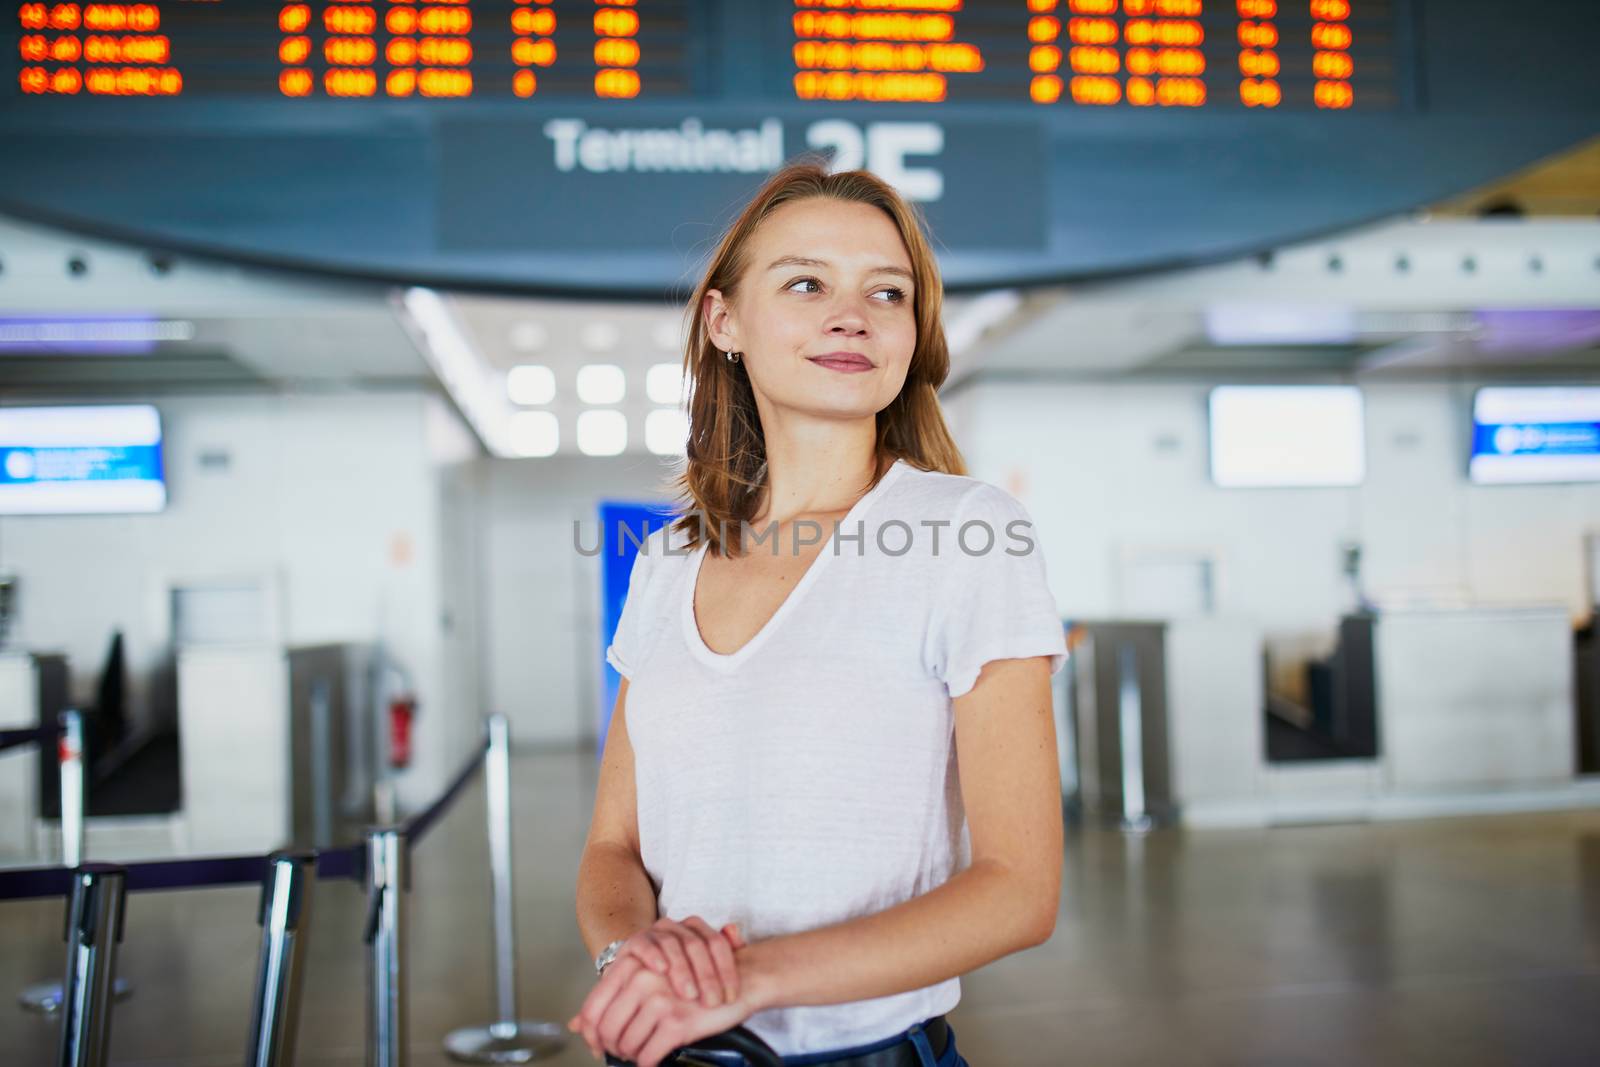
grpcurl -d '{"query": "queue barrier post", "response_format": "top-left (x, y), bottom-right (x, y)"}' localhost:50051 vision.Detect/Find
top-left (245, 851), bottom-right (317, 1067)
top-left (61, 709), bottom-right (84, 868)
top-left (1116, 645), bottom-right (1154, 834)
top-left (5, 713), bottom-right (501, 1063)
top-left (365, 826), bottom-right (409, 1067)
top-left (19, 710), bottom-right (133, 1016)
top-left (444, 714), bottom-right (567, 1063)
top-left (56, 862), bottom-right (127, 1067)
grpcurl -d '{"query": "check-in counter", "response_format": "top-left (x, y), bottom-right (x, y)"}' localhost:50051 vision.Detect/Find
top-left (177, 645), bottom-right (290, 854)
top-left (1376, 606), bottom-right (1573, 791)
top-left (1069, 618), bottom-right (1265, 826)
top-left (177, 641), bottom-right (380, 855)
top-left (0, 650), bottom-right (67, 860)
top-left (1165, 619), bottom-right (1266, 815)
top-left (1115, 607), bottom-right (1589, 827)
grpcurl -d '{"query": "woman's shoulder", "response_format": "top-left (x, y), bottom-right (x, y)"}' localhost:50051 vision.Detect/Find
top-left (890, 461), bottom-right (1027, 523)
top-left (633, 521), bottom-right (697, 570)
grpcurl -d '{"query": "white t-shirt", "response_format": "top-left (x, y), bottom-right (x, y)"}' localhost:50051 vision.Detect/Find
top-left (603, 457), bottom-right (1068, 1055)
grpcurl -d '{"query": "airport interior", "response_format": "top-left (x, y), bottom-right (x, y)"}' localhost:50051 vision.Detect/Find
top-left (2, 2), bottom-right (1599, 1064)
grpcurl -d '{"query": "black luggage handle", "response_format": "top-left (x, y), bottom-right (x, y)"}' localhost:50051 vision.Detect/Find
top-left (605, 1024), bottom-right (783, 1066)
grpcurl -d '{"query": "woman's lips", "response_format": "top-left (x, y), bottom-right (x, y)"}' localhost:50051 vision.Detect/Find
top-left (808, 354), bottom-right (874, 374)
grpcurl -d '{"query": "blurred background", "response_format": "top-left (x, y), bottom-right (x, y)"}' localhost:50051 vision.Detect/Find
top-left (1, 2), bottom-right (1597, 1064)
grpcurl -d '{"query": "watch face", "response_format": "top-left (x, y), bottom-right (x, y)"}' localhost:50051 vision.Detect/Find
top-left (596, 939), bottom-right (625, 974)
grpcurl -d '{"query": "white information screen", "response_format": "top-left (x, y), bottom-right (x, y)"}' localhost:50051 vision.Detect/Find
top-left (0, 404), bottom-right (167, 515)
top-left (1209, 386), bottom-right (1366, 489)
top-left (1470, 387), bottom-right (1600, 485)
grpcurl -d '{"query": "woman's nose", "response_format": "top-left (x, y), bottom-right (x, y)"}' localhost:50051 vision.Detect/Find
top-left (825, 295), bottom-right (870, 335)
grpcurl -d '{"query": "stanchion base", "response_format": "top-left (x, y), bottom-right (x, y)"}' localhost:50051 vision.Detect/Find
top-left (444, 1020), bottom-right (568, 1064)
top-left (17, 977), bottom-right (133, 1015)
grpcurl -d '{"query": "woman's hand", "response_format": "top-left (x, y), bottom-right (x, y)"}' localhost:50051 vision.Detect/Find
top-left (567, 955), bottom-right (755, 1067)
top-left (613, 916), bottom-right (747, 1008)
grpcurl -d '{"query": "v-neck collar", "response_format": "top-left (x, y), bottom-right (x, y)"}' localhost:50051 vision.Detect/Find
top-left (682, 458), bottom-right (908, 671)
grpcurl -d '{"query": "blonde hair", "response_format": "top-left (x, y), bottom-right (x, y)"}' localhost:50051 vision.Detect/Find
top-left (667, 160), bottom-right (967, 557)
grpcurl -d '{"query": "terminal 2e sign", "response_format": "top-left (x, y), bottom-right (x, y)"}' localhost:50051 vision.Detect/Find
top-left (539, 116), bottom-right (948, 204)
top-left (438, 114), bottom-right (1042, 269)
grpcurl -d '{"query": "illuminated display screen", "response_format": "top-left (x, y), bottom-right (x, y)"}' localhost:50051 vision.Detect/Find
top-left (1, 0), bottom-right (1594, 295)
top-left (9, 1), bottom-right (1398, 108)
top-left (13, 1), bottom-right (696, 99)
top-left (0, 405), bottom-right (167, 516)
top-left (788, 0), bottom-right (1396, 110)
top-left (1209, 385), bottom-right (1367, 489)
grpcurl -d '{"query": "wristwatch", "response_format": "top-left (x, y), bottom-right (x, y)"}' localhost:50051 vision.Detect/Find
top-left (594, 938), bottom-right (628, 977)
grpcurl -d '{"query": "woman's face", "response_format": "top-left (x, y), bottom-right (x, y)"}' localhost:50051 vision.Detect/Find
top-left (704, 197), bottom-right (918, 425)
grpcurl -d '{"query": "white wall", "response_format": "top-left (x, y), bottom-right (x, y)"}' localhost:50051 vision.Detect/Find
top-left (479, 454), bottom-right (680, 747)
top-left (474, 378), bottom-right (1599, 749)
top-left (0, 391), bottom-right (481, 808)
top-left (955, 379), bottom-right (1600, 630)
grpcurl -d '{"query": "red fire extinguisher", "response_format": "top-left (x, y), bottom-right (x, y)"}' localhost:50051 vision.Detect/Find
top-left (388, 693), bottom-right (418, 769)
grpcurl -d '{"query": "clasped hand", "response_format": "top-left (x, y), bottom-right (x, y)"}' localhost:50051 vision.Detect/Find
top-left (567, 917), bottom-right (752, 1066)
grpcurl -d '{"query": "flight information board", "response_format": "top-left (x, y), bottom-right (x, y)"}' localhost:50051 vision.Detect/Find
top-left (2, 1), bottom-right (1597, 294)
top-left (11, 1), bottom-right (1397, 109)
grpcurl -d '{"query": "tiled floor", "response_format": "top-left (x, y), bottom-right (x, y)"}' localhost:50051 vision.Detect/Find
top-left (3, 750), bottom-right (1599, 1065)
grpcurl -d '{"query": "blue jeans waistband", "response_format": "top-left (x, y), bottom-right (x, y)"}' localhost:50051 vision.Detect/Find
top-left (780, 1016), bottom-right (956, 1067)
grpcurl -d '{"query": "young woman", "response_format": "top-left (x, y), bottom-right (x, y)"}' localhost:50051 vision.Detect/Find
top-left (568, 162), bottom-right (1068, 1067)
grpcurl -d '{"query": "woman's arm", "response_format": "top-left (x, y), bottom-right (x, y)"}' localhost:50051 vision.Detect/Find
top-left (576, 679), bottom-right (659, 956)
top-left (735, 655), bottom-right (1064, 1012)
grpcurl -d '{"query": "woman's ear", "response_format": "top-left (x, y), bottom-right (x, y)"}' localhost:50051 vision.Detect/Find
top-left (702, 289), bottom-right (737, 353)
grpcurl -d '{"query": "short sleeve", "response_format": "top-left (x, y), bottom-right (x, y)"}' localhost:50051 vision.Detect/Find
top-left (928, 485), bottom-right (1068, 699)
top-left (604, 540), bottom-right (655, 680)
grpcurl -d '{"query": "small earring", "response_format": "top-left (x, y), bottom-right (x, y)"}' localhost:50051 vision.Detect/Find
top-left (725, 350), bottom-right (742, 364)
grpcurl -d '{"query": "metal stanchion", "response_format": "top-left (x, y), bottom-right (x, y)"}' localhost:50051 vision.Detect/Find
top-left (1116, 644), bottom-right (1153, 834)
top-left (56, 863), bottom-right (128, 1067)
top-left (245, 851), bottom-right (316, 1067)
top-left (365, 827), bottom-right (409, 1067)
top-left (20, 710), bottom-right (132, 1015)
top-left (60, 710), bottom-right (85, 869)
top-left (444, 715), bottom-right (567, 1064)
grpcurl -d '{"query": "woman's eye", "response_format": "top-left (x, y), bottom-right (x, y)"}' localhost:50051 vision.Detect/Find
top-left (784, 278), bottom-right (906, 303)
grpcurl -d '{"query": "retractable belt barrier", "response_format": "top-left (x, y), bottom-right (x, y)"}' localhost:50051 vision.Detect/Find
top-left (0, 847), bottom-right (367, 903)
top-left (11, 709), bottom-right (136, 1020)
top-left (0, 713), bottom-right (573, 1067)
top-left (2, 714), bottom-right (762, 1067)
top-left (0, 723), bottom-right (59, 754)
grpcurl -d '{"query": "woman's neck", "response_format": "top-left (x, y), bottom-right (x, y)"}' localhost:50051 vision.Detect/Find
top-left (753, 429), bottom-right (883, 528)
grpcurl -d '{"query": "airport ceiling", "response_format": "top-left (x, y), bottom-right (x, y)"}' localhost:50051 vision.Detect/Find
top-left (1, 142), bottom-right (1597, 413)
top-left (5, 1), bottom-right (1596, 294)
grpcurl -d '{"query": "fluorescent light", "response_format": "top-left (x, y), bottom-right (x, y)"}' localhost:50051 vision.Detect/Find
top-left (576, 363), bottom-right (626, 405)
top-left (401, 286), bottom-right (510, 457)
top-left (508, 321), bottom-right (547, 352)
top-left (507, 410), bottom-right (559, 457)
top-left (645, 409), bottom-right (689, 455)
top-left (506, 364), bottom-right (556, 405)
top-left (944, 289), bottom-right (1021, 355)
top-left (577, 410), bottom-right (627, 456)
top-left (0, 317), bottom-right (195, 354)
top-left (580, 322), bottom-right (621, 352)
top-left (1204, 304), bottom-right (1356, 346)
top-left (653, 319), bottom-right (684, 351)
top-left (645, 362), bottom-right (686, 406)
